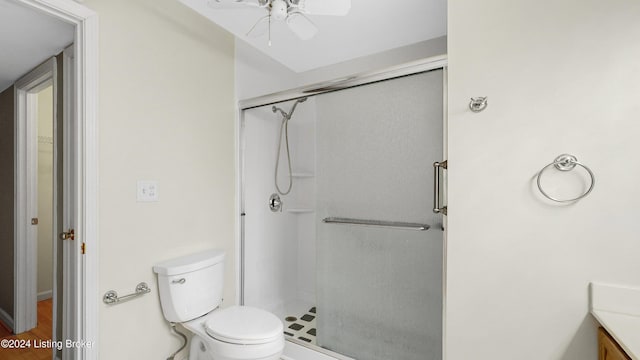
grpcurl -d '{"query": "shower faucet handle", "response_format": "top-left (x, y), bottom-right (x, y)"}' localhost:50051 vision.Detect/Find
top-left (269, 193), bottom-right (282, 212)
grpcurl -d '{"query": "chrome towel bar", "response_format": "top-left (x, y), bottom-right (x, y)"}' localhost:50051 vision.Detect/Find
top-left (322, 217), bottom-right (430, 231)
top-left (103, 282), bottom-right (151, 305)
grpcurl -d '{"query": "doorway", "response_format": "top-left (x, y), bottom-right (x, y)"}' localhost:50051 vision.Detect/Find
top-left (13, 55), bottom-right (64, 360)
top-left (36, 82), bottom-right (57, 357)
top-left (0, 0), bottom-right (98, 358)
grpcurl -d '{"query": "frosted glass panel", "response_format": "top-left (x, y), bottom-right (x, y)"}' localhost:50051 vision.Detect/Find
top-left (316, 226), bottom-right (442, 359)
top-left (315, 70), bottom-right (443, 360)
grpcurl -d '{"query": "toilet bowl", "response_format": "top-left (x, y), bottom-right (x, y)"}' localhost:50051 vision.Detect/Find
top-left (184, 306), bottom-right (284, 360)
top-left (153, 250), bottom-right (284, 360)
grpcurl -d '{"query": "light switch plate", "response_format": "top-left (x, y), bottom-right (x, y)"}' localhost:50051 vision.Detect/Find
top-left (137, 180), bottom-right (159, 202)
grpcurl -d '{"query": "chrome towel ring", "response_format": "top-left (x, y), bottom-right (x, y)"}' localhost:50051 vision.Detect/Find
top-left (536, 154), bottom-right (595, 202)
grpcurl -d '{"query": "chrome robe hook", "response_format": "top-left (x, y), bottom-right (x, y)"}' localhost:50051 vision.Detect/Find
top-left (469, 97), bottom-right (488, 112)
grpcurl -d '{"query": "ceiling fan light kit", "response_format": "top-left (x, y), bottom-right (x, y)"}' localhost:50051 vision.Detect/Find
top-left (270, 0), bottom-right (288, 20)
top-left (207, 0), bottom-right (351, 44)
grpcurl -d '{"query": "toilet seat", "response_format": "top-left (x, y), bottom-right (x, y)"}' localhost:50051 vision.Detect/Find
top-left (204, 306), bottom-right (283, 345)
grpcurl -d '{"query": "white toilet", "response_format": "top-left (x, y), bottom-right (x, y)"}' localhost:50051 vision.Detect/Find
top-left (153, 250), bottom-right (284, 360)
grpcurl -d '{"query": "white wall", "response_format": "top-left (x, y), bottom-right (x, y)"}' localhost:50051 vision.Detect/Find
top-left (243, 103), bottom-right (299, 312)
top-left (446, 1), bottom-right (640, 359)
top-left (235, 36), bottom-right (447, 100)
top-left (289, 102), bottom-right (317, 304)
top-left (243, 98), bottom-right (317, 315)
top-left (36, 85), bottom-right (53, 299)
top-left (235, 39), bottom-right (298, 102)
top-left (0, 86), bottom-right (14, 322)
top-left (83, 0), bottom-right (236, 358)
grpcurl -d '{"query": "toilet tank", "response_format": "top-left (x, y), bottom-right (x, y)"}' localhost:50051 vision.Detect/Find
top-left (153, 250), bottom-right (225, 323)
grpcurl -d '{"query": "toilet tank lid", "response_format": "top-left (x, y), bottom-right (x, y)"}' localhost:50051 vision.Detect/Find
top-left (153, 250), bottom-right (225, 276)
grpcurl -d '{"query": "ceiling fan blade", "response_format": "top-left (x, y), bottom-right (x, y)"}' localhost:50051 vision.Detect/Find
top-left (294, 0), bottom-right (350, 16)
top-left (246, 15), bottom-right (270, 37)
top-left (206, 0), bottom-right (265, 9)
top-left (286, 12), bottom-right (318, 40)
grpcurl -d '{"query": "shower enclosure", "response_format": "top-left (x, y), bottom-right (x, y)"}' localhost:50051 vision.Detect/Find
top-left (240, 64), bottom-right (445, 360)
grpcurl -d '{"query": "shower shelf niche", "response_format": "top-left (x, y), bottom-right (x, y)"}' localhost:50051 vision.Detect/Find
top-left (287, 171), bottom-right (315, 214)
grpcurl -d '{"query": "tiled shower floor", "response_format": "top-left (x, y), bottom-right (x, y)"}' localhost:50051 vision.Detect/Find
top-left (283, 307), bottom-right (317, 345)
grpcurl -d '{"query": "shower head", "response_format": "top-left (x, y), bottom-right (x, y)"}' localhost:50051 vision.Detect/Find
top-left (288, 97), bottom-right (307, 118)
top-left (272, 97), bottom-right (308, 120)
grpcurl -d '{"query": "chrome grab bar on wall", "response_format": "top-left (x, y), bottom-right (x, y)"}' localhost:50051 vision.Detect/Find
top-left (322, 217), bottom-right (430, 231)
top-left (433, 160), bottom-right (447, 215)
top-left (103, 282), bottom-right (151, 305)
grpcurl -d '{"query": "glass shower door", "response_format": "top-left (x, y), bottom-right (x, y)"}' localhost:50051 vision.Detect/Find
top-left (314, 70), bottom-right (444, 360)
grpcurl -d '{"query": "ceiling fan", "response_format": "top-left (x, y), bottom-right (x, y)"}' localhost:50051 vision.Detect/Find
top-left (207, 0), bottom-right (351, 45)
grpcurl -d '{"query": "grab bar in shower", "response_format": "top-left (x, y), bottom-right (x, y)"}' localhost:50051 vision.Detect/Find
top-left (322, 217), bottom-right (430, 231)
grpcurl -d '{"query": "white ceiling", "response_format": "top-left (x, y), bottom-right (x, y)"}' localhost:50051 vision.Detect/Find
top-left (179, 0), bottom-right (447, 73)
top-left (0, 0), bottom-right (74, 92)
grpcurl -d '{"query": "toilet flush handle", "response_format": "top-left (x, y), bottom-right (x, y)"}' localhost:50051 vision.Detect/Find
top-left (171, 278), bottom-right (186, 284)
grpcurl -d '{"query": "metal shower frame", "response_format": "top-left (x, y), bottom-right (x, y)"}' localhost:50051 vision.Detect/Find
top-left (235, 54), bottom-right (448, 358)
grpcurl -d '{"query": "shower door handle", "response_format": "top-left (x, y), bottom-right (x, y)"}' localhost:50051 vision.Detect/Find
top-left (433, 160), bottom-right (447, 216)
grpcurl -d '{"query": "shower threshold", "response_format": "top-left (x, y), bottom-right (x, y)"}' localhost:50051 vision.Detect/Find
top-left (282, 336), bottom-right (356, 360)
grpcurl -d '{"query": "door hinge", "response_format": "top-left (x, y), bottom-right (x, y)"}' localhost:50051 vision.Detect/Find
top-left (81, 242), bottom-right (86, 255)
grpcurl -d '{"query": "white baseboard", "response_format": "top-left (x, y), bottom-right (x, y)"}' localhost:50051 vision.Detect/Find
top-left (0, 306), bottom-right (14, 333)
top-left (38, 290), bottom-right (53, 301)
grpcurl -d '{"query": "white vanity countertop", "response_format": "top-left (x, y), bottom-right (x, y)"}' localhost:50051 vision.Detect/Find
top-left (590, 282), bottom-right (640, 360)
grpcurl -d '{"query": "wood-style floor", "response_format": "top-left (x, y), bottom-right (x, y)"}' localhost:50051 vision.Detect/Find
top-left (0, 299), bottom-right (53, 360)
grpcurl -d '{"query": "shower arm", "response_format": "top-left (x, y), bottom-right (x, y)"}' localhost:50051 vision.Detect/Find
top-left (272, 97), bottom-right (307, 120)
top-left (272, 106), bottom-right (289, 119)
top-left (288, 97), bottom-right (306, 118)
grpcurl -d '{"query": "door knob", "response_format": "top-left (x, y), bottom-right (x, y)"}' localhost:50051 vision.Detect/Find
top-left (59, 229), bottom-right (75, 241)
